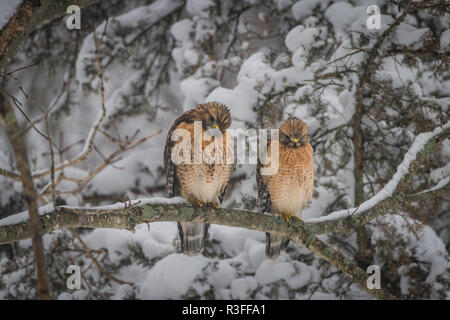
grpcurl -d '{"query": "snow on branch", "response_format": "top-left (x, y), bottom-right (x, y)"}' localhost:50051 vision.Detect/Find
top-left (0, 198), bottom-right (395, 299)
top-left (0, 122), bottom-right (447, 299)
top-left (412, 176), bottom-right (450, 197)
top-left (306, 122), bottom-right (450, 224)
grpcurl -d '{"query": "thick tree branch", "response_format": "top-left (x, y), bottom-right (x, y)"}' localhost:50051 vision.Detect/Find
top-left (0, 92), bottom-right (51, 299)
top-left (1, 123), bottom-right (447, 299)
top-left (0, 0), bottom-right (99, 71)
top-left (0, 200), bottom-right (396, 299)
top-left (2, 171), bottom-right (448, 245)
top-left (0, 172), bottom-right (446, 299)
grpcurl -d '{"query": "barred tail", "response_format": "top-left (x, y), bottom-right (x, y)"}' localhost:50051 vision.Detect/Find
top-left (177, 222), bottom-right (209, 255)
top-left (265, 233), bottom-right (290, 260)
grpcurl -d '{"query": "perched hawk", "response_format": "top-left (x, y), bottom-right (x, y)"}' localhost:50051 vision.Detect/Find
top-left (257, 118), bottom-right (314, 260)
top-left (164, 102), bottom-right (234, 255)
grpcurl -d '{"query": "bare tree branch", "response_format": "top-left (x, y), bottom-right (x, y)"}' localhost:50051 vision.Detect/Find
top-left (0, 0), bottom-right (99, 71)
top-left (70, 229), bottom-right (134, 286)
top-left (0, 92), bottom-right (51, 299)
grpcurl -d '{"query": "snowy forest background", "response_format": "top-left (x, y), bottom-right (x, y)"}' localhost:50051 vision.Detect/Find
top-left (0, 0), bottom-right (449, 299)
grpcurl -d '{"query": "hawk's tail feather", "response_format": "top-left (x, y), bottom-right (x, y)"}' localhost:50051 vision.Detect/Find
top-left (265, 233), bottom-right (290, 260)
top-left (178, 222), bottom-right (209, 256)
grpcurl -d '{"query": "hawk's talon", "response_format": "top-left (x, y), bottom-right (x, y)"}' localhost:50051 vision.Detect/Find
top-left (209, 202), bottom-right (220, 209)
top-left (277, 213), bottom-right (302, 224)
top-left (188, 197), bottom-right (204, 207)
top-left (291, 216), bottom-right (302, 224)
top-left (276, 213), bottom-right (290, 223)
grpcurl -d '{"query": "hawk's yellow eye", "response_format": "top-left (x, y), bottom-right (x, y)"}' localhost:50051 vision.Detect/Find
top-left (292, 138), bottom-right (299, 143)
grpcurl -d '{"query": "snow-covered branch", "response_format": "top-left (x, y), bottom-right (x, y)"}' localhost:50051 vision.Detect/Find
top-left (0, 122), bottom-right (447, 299)
top-left (0, 198), bottom-right (396, 299)
top-left (307, 122), bottom-right (450, 225)
top-left (2, 121), bottom-right (447, 242)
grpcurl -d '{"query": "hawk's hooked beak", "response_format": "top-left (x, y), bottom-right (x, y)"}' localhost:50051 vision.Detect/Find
top-left (292, 138), bottom-right (299, 143)
top-left (209, 123), bottom-right (221, 136)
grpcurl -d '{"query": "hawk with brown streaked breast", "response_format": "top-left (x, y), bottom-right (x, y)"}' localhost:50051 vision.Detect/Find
top-left (164, 102), bottom-right (234, 255)
top-left (257, 117), bottom-right (314, 260)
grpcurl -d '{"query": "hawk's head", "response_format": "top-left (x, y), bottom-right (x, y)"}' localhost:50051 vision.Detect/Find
top-left (194, 102), bottom-right (232, 133)
top-left (279, 117), bottom-right (309, 148)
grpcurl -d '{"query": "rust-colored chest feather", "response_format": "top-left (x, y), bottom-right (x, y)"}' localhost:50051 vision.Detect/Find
top-left (263, 141), bottom-right (314, 216)
top-left (172, 122), bottom-right (233, 204)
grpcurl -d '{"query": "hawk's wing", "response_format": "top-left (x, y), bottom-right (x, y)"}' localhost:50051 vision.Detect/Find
top-left (257, 139), bottom-right (290, 258)
top-left (164, 110), bottom-right (197, 197)
top-left (218, 131), bottom-right (234, 204)
top-left (218, 181), bottom-right (229, 204)
top-left (164, 130), bottom-right (180, 197)
top-left (256, 149), bottom-right (272, 214)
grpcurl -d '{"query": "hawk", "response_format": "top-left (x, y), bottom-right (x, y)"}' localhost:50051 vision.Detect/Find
top-left (256, 117), bottom-right (314, 260)
top-left (164, 102), bottom-right (234, 255)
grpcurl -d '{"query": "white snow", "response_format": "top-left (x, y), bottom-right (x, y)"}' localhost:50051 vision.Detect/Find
top-left (186, 0), bottom-right (215, 18)
top-left (139, 253), bottom-right (210, 299)
top-left (440, 29), bottom-right (450, 51)
top-left (273, 0), bottom-right (293, 11)
top-left (0, 0), bottom-right (22, 30)
top-left (306, 121), bottom-right (450, 223)
top-left (372, 214), bottom-right (450, 292)
top-left (255, 260), bottom-right (295, 285)
top-left (61, 196), bottom-right (185, 211)
top-left (180, 77), bottom-right (219, 109)
top-left (291, 0), bottom-right (327, 21)
top-left (170, 19), bottom-right (194, 42)
top-left (0, 197), bottom-right (184, 227)
top-left (230, 277), bottom-right (258, 299)
top-left (394, 23), bottom-right (429, 49)
top-left (324, 2), bottom-right (357, 34)
top-left (115, 0), bottom-right (184, 31)
top-left (285, 26), bottom-right (320, 52)
top-left (0, 203), bottom-right (54, 227)
top-left (414, 176), bottom-right (449, 195)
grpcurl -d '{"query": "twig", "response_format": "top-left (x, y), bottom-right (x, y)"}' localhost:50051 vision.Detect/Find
top-left (70, 229), bottom-right (134, 286)
top-left (42, 130), bottom-right (161, 197)
top-left (44, 113), bottom-right (56, 207)
top-left (1, 60), bottom-right (40, 77)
